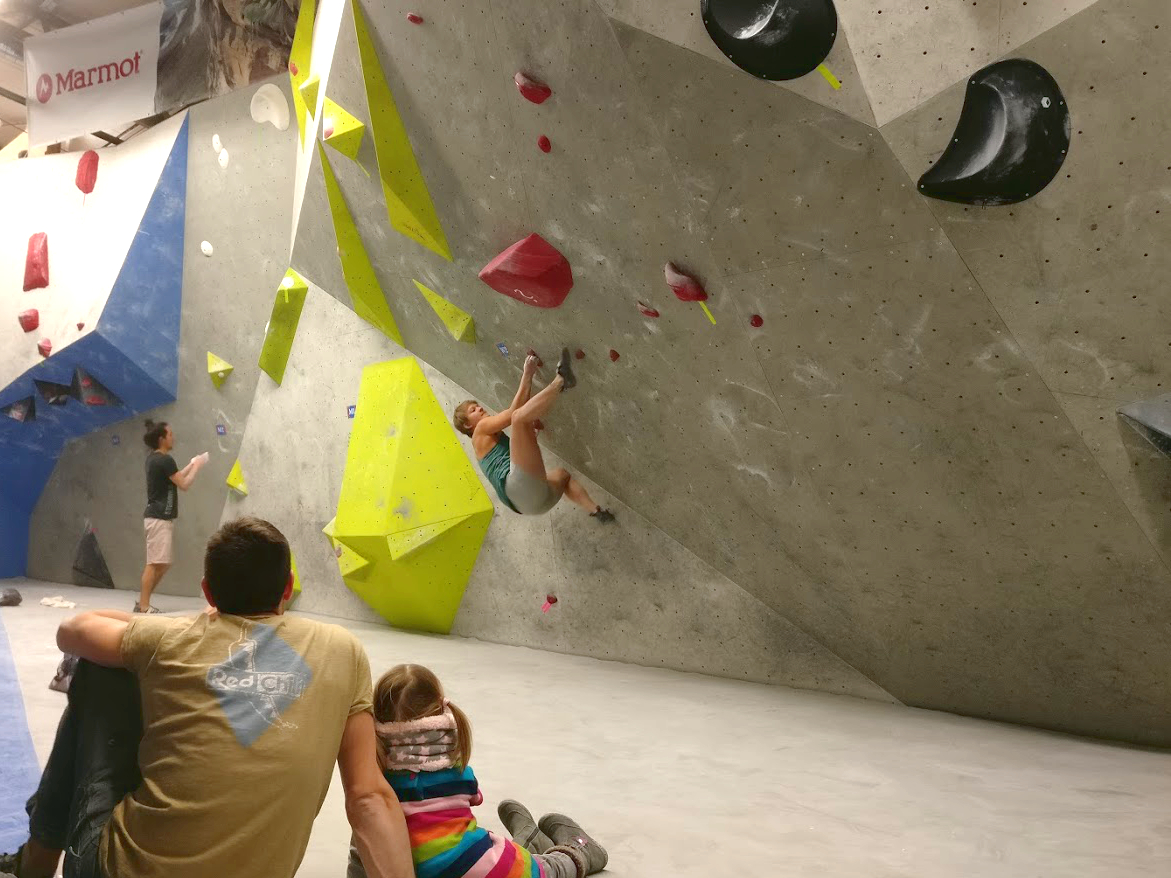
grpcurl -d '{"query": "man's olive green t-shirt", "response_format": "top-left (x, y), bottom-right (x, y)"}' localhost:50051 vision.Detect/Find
top-left (99, 612), bottom-right (373, 878)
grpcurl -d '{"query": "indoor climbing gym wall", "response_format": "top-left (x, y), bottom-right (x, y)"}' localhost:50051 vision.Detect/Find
top-left (24, 79), bottom-right (298, 592)
top-left (277, 0), bottom-right (1171, 747)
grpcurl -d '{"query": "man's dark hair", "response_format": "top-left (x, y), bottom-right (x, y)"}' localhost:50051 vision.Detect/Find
top-left (204, 517), bottom-right (291, 615)
top-left (143, 419), bottom-right (168, 449)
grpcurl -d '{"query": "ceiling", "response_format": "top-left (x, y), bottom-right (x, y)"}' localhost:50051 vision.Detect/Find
top-left (0, 0), bottom-right (150, 149)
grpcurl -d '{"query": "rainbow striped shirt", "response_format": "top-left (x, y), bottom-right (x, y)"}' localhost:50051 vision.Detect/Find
top-left (388, 766), bottom-right (544, 878)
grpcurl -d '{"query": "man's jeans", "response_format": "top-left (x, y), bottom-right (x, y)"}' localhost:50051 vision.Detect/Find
top-left (25, 660), bottom-right (142, 878)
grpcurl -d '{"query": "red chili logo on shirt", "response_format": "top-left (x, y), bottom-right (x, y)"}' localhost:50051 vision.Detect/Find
top-left (36, 74), bottom-right (52, 104)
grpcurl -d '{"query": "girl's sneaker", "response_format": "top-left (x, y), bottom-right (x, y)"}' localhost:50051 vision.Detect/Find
top-left (538, 813), bottom-right (608, 874)
top-left (498, 799), bottom-right (554, 853)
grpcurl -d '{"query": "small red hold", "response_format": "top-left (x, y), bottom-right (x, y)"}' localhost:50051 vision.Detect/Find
top-left (323, 118), bottom-right (336, 139)
top-left (526, 348), bottom-right (544, 368)
top-left (514, 72), bottom-right (552, 104)
top-left (574, 349), bottom-right (585, 360)
top-left (76, 322), bottom-right (85, 331)
top-left (406, 12), bottom-right (424, 23)
top-left (37, 338), bottom-right (52, 358)
top-left (76, 150), bottom-right (99, 197)
top-left (637, 302), bottom-right (660, 318)
top-left (288, 60), bottom-right (298, 75)
top-left (750, 314), bottom-right (764, 327)
top-left (24, 233), bottom-right (49, 291)
top-left (84, 395), bottom-right (106, 406)
top-left (18, 309), bottom-right (39, 333)
top-left (664, 261), bottom-right (708, 302)
top-left (537, 135), bottom-right (552, 153)
top-left (609, 349), bottom-right (620, 362)
top-left (479, 233), bottom-right (573, 308)
top-left (541, 594), bottom-right (558, 613)
top-left (533, 418), bottom-right (545, 432)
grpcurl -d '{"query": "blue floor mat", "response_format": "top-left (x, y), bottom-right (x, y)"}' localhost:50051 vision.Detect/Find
top-left (0, 611), bottom-right (40, 852)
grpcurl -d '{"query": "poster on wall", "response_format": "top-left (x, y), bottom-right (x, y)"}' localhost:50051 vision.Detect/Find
top-left (156, 0), bottom-right (301, 115)
top-left (24, 2), bottom-right (163, 147)
top-left (25, 0), bottom-right (301, 148)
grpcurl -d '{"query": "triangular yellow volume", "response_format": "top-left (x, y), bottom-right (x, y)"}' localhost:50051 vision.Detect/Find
top-left (288, 0), bottom-right (317, 146)
top-left (290, 551), bottom-right (302, 603)
top-left (226, 459), bottom-right (248, 496)
top-left (336, 542), bottom-right (373, 579)
top-left (386, 515), bottom-right (474, 561)
top-left (413, 280), bottom-right (475, 343)
top-left (322, 98), bottom-right (366, 161)
top-left (299, 74), bottom-right (321, 117)
top-left (259, 269), bottom-right (309, 385)
top-left (352, 2), bottom-right (452, 261)
top-left (318, 143), bottom-right (403, 344)
top-left (207, 352), bottom-right (234, 388)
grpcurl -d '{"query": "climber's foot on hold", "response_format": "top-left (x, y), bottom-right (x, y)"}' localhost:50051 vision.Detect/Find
top-left (556, 347), bottom-right (576, 391)
top-left (591, 507), bottom-right (615, 523)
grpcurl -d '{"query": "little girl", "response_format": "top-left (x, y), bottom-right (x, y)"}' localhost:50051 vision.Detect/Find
top-left (347, 664), bottom-right (608, 878)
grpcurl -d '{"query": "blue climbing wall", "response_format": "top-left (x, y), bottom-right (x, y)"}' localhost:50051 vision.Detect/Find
top-left (0, 117), bottom-right (188, 576)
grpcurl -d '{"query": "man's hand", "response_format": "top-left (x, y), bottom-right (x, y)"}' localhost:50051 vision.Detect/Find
top-left (56, 612), bottom-right (129, 668)
top-left (523, 354), bottom-right (539, 378)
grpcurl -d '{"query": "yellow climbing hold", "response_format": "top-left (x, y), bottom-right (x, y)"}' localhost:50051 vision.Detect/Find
top-left (413, 280), bottom-right (475, 343)
top-left (331, 358), bottom-right (493, 633)
top-left (352, 2), bottom-right (452, 261)
top-left (259, 269), bottom-right (309, 385)
top-left (226, 459), bottom-right (248, 496)
top-left (288, 0), bottom-right (317, 145)
top-left (207, 352), bottom-right (234, 388)
top-left (289, 551), bottom-right (302, 604)
top-left (318, 143), bottom-right (404, 344)
top-left (322, 98), bottom-right (366, 161)
top-left (299, 74), bottom-right (321, 117)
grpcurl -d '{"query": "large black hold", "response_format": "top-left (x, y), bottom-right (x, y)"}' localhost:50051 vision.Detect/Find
top-left (72, 525), bottom-right (116, 589)
top-left (919, 59), bottom-right (1070, 206)
top-left (701, 0), bottom-right (837, 81)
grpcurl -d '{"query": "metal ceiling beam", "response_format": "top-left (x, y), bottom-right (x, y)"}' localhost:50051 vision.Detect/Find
top-left (0, 84), bottom-right (25, 106)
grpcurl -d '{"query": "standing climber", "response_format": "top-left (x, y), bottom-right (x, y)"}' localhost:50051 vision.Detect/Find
top-left (453, 349), bottom-right (614, 521)
top-left (138, 419), bottom-right (208, 613)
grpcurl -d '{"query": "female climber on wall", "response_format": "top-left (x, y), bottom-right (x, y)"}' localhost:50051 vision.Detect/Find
top-left (453, 349), bottom-right (614, 522)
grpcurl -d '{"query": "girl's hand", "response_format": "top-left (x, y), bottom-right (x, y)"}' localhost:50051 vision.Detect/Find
top-left (523, 354), bottom-right (539, 376)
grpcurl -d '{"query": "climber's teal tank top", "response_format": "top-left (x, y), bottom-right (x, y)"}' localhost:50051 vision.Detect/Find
top-left (479, 434), bottom-right (520, 513)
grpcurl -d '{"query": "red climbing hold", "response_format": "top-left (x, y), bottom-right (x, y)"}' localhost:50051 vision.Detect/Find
top-left (323, 118), bottom-right (335, 139)
top-left (76, 322), bottom-right (85, 331)
top-left (24, 233), bottom-right (49, 291)
top-left (288, 61), bottom-right (298, 75)
top-left (574, 349), bottom-right (585, 360)
top-left (479, 233), bottom-right (573, 308)
top-left (526, 348), bottom-right (545, 368)
top-left (76, 150), bottom-right (98, 197)
top-left (514, 72), bottom-right (552, 104)
top-left (541, 594), bottom-right (558, 613)
top-left (537, 135), bottom-right (552, 153)
top-left (18, 309), bottom-right (39, 333)
top-left (663, 262), bottom-right (708, 302)
top-left (406, 12), bottom-right (424, 23)
top-left (84, 395), bottom-right (107, 406)
top-left (637, 302), bottom-right (660, 318)
top-left (37, 339), bottom-right (52, 358)
top-left (750, 314), bottom-right (763, 327)
top-left (533, 418), bottom-right (545, 432)
top-left (609, 349), bottom-right (620, 362)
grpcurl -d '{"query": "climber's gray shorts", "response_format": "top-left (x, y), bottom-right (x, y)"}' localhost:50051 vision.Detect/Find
top-left (506, 467), bottom-right (563, 515)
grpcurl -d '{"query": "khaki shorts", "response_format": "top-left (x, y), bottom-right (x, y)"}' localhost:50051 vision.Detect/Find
top-left (144, 518), bottom-right (174, 565)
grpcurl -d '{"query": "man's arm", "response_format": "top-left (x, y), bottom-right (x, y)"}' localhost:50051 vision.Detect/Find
top-left (338, 711), bottom-right (414, 878)
top-left (56, 612), bottom-right (129, 668)
top-left (169, 453), bottom-right (208, 492)
top-left (475, 357), bottom-right (538, 438)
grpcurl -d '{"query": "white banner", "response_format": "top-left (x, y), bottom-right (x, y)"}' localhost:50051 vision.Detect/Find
top-left (24, 2), bottom-right (162, 147)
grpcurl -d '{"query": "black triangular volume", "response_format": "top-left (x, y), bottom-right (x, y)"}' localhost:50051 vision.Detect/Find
top-left (71, 367), bottom-right (122, 407)
top-left (1, 395), bottom-right (36, 422)
top-left (1118, 394), bottom-right (1171, 457)
top-left (72, 526), bottom-right (116, 589)
top-left (35, 378), bottom-right (73, 405)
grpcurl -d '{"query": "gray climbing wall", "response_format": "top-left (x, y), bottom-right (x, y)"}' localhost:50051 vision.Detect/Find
top-left (227, 283), bottom-right (891, 700)
top-left (283, 0), bottom-right (1171, 746)
top-left (27, 77), bottom-right (298, 594)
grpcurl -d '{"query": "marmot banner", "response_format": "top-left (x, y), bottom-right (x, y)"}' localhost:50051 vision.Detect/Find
top-left (26, 0), bottom-right (300, 148)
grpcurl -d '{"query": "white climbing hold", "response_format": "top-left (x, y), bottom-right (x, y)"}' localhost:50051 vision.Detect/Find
top-left (218, 148), bottom-right (229, 169)
top-left (212, 133), bottom-right (222, 153)
top-left (250, 83), bottom-right (290, 131)
top-left (201, 241), bottom-right (214, 256)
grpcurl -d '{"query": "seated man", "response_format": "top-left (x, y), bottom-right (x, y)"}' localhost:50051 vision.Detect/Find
top-left (1, 516), bottom-right (414, 878)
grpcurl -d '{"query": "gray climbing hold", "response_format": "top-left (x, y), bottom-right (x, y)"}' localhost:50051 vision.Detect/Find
top-left (1118, 394), bottom-right (1171, 457)
top-left (0, 587), bottom-right (22, 606)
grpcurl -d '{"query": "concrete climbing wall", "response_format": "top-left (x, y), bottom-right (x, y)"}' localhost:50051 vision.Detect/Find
top-left (285, 0), bottom-right (1171, 746)
top-left (27, 78), bottom-right (298, 594)
top-left (228, 281), bottom-right (892, 700)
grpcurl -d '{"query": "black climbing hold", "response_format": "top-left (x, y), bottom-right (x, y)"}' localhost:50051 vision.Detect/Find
top-left (35, 379), bottom-right (72, 405)
top-left (918, 59), bottom-right (1071, 207)
top-left (701, 0), bottom-right (837, 81)
top-left (72, 525), bottom-right (116, 589)
top-left (1118, 394), bottom-right (1171, 457)
top-left (0, 587), bottom-right (21, 606)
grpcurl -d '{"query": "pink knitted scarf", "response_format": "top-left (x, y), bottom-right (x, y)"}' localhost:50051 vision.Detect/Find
top-left (375, 709), bottom-right (458, 771)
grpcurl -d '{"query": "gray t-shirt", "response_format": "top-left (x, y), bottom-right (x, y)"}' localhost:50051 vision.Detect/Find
top-left (144, 452), bottom-right (179, 520)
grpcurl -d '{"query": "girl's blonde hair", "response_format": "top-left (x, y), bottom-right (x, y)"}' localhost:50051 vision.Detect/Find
top-left (452, 400), bottom-right (478, 436)
top-left (373, 663), bottom-right (472, 768)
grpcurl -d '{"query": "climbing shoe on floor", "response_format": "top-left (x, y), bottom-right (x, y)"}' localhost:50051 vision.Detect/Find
top-left (556, 347), bottom-right (576, 390)
top-left (132, 603), bottom-right (162, 614)
top-left (498, 799), bottom-right (554, 854)
top-left (590, 507), bottom-right (615, 523)
top-left (538, 813), bottom-right (608, 874)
